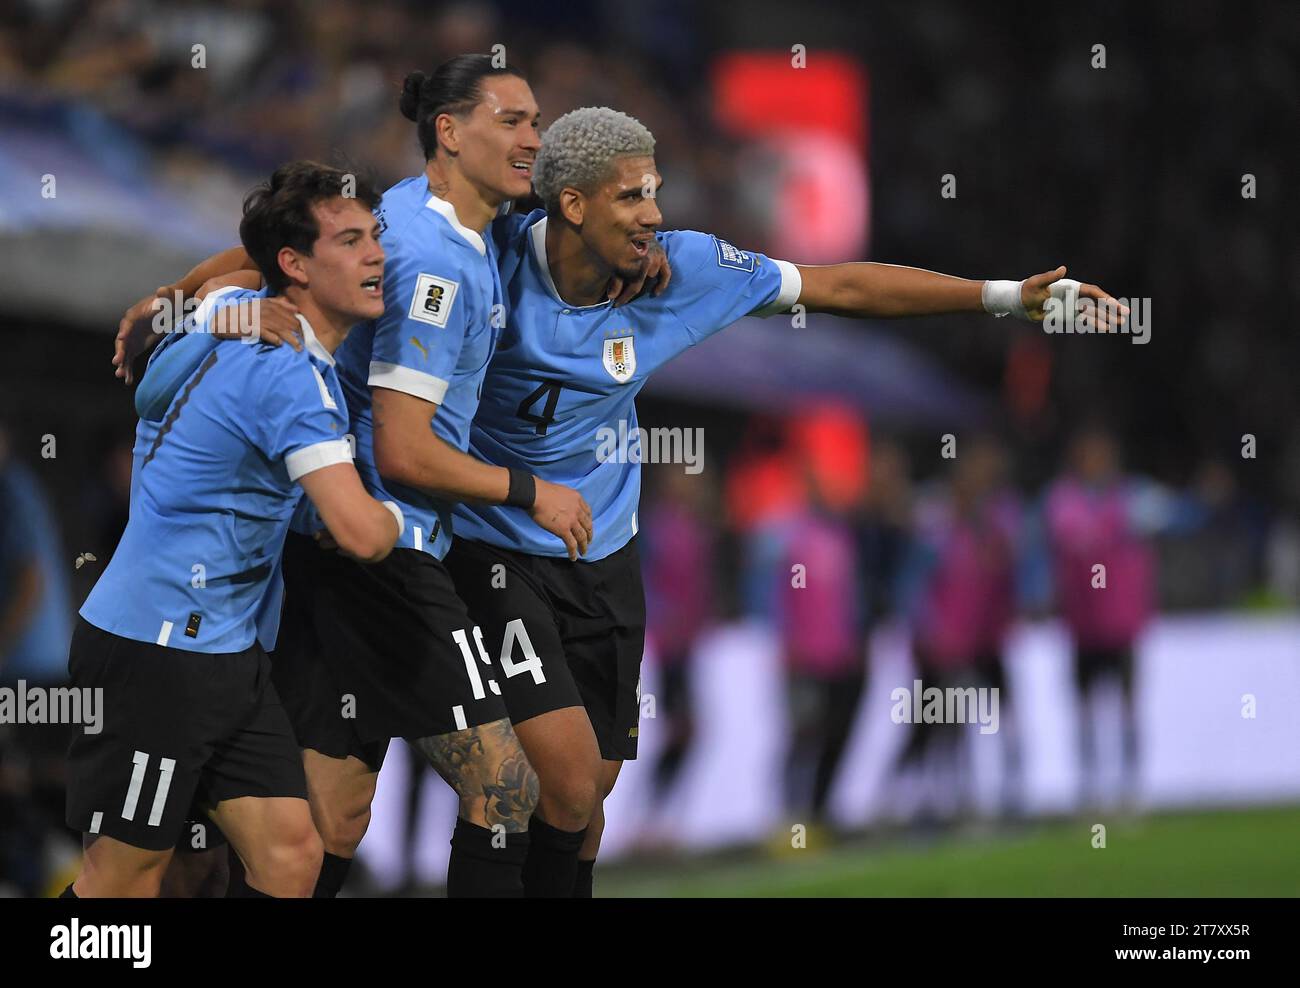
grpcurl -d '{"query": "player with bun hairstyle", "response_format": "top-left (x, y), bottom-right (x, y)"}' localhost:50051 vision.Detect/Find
top-left (125, 56), bottom-right (652, 897)
top-left (268, 55), bottom-right (562, 898)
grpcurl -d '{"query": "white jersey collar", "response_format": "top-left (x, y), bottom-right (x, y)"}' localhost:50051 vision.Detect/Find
top-left (425, 191), bottom-right (487, 256)
top-left (529, 216), bottom-right (610, 311)
top-left (296, 314), bottom-right (335, 366)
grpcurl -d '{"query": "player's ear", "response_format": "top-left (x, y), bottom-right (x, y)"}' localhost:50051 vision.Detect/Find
top-left (559, 187), bottom-right (584, 226)
top-left (276, 246), bottom-right (309, 289)
top-left (434, 112), bottom-right (459, 155)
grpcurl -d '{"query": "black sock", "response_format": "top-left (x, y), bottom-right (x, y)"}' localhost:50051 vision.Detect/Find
top-left (521, 815), bottom-right (587, 898)
top-left (224, 848), bottom-right (272, 898)
top-left (59, 883), bottom-right (78, 899)
top-left (314, 851), bottom-right (352, 898)
top-left (446, 818), bottom-right (529, 898)
top-left (573, 858), bottom-right (595, 898)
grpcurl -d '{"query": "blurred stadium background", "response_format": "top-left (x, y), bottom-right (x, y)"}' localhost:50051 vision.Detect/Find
top-left (2, 0), bottom-right (1298, 897)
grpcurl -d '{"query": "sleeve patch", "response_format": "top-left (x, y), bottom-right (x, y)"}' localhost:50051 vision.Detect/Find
top-left (713, 236), bottom-right (756, 273)
top-left (408, 273), bottom-right (459, 328)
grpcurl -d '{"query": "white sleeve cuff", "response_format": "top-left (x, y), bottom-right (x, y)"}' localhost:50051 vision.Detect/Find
top-left (369, 361), bottom-right (449, 404)
top-left (752, 259), bottom-right (803, 317)
top-left (381, 500), bottom-right (405, 540)
top-left (285, 438), bottom-right (353, 482)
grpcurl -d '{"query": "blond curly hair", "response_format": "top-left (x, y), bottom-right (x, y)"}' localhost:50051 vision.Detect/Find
top-left (533, 106), bottom-right (656, 210)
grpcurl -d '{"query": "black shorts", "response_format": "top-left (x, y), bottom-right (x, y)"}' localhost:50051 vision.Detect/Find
top-left (445, 537), bottom-right (646, 761)
top-left (64, 619), bottom-right (306, 853)
top-left (273, 533), bottom-right (509, 769)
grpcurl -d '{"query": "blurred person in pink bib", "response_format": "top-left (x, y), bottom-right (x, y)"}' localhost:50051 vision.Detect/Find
top-left (1043, 425), bottom-right (1156, 807)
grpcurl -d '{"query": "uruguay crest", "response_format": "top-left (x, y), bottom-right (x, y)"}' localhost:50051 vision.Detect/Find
top-left (602, 335), bottom-right (636, 383)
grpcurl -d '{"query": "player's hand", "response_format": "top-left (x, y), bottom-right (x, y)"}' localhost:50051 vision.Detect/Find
top-left (529, 478), bottom-right (593, 561)
top-left (1020, 266), bottom-right (1129, 331)
top-left (318, 527), bottom-right (382, 563)
top-left (210, 297), bottom-right (302, 349)
top-left (114, 286), bottom-right (174, 385)
top-left (607, 241), bottom-right (671, 306)
top-left (195, 270), bottom-right (262, 301)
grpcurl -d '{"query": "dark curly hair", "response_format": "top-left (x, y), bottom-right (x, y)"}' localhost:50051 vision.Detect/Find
top-left (239, 161), bottom-right (380, 292)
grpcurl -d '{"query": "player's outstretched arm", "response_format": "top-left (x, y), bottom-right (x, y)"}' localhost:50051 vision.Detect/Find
top-left (371, 386), bottom-right (594, 560)
top-left (794, 262), bottom-right (1128, 328)
top-left (298, 462), bottom-right (402, 563)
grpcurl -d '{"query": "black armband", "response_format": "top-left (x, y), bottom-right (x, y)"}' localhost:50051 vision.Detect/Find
top-left (504, 468), bottom-right (536, 509)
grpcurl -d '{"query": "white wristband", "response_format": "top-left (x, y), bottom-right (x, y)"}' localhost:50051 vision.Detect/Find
top-left (381, 500), bottom-right (405, 541)
top-left (982, 279), bottom-right (1027, 319)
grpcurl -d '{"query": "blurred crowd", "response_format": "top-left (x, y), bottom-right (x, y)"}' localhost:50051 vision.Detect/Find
top-left (0, 0), bottom-right (755, 239)
top-left (638, 408), bottom-right (1292, 834)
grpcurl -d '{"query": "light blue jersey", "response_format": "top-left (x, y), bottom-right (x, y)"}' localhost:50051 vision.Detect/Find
top-left (133, 286), bottom-right (261, 423)
top-left (132, 287), bottom-right (288, 649)
top-left (83, 307), bottom-right (352, 653)
top-left (455, 212), bottom-right (801, 560)
top-left (331, 177), bottom-right (507, 559)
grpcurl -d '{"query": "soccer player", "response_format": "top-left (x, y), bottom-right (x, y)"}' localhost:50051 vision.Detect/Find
top-left (128, 56), bottom-right (628, 897)
top-left (442, 106), bottom-right (1129, 895)
top-left (138, 293), bottom-right (302, 897)
top-left (63, 161), bottom-right (403, 897)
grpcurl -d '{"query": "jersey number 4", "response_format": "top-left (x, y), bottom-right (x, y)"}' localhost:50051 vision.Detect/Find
top-left (516, 380), bottom-right (565, 435)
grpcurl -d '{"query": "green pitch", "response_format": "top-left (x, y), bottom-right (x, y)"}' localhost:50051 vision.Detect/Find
top-left (597, 805), bottom-right (1300, 897)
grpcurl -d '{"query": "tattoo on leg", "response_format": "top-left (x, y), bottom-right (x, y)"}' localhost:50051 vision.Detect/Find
top-left (415, 719), bottom-right (538, 832)
top-left (414, 729), bottom-right (485, 794)
top-left (483, 743), bottom-right (539, 831)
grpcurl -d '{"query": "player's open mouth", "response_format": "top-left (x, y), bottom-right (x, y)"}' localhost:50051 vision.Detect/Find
top-left (510, 161), bottom-right (533, 176)
top-left (630, 236), bottom-right (652, 256)
top-left (361, 275), bottom-right (382, 295)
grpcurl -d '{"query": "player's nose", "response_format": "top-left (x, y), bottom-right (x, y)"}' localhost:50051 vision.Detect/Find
top-left (640, 198), bottom-right (663, 229)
